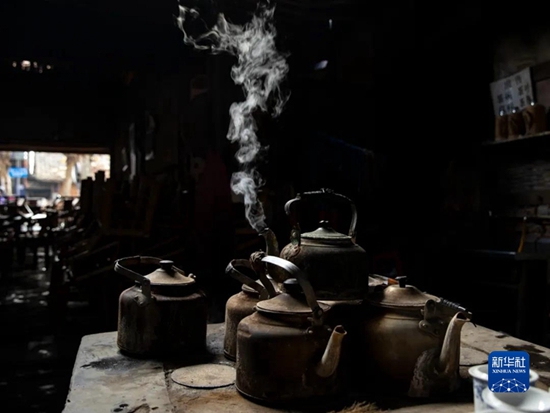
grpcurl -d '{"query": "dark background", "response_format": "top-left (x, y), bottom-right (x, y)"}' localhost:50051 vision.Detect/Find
top-left (3, 0), bottom-right (550, 411)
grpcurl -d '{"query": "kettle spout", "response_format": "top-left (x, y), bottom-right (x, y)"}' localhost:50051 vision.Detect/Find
top-left (438, 312), bottom-right (470, 375)
top-left (260, 228), bottom-right (287, 283)
top-left (315, 325), bottom-right (347, 378)
top-left (260, 228), bottom-right (280, 257)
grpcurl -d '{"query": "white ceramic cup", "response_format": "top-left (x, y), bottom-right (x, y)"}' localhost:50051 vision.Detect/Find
top-left (482, 386), bottom-right (550, 412)
top-left (468, 364), bottom-right (540, 412)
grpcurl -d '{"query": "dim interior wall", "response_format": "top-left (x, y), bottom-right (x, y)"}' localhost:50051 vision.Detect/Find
top-left (494, 30), bottom-right (550, 80)
top-left (471, 26), bottom-right (550, 252)
top-left (142, 74), bottom-right (183, 175)
top-left (0, 68), bottom-right (118, 153)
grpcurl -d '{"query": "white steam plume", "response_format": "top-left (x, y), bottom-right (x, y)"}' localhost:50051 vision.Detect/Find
top-left (176, 1), bottom-right (290, 233)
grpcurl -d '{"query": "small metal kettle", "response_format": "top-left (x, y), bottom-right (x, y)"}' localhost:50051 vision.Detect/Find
top-left (224, 252), bottom-right (279, 361)
top-left (279, 188), bottom-right (369, 300)
top-left (236, 256), bottom-right (347, 404)
top-left (115, 256), bottom-right (207, 358)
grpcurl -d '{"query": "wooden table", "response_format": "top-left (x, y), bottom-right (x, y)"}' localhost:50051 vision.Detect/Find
top-left (62, 323), bottom-right (550, 413)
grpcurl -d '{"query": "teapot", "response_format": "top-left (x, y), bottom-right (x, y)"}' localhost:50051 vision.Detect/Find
top-left (236, 255), bottom-right (347, 404)
top-left (275, 188), bottom-right (369, 300)
top-left (114, 256), bottom-right (207, 358)
top-left (361, 276), bottom-right (471, 397)
top-left (223, 252), bottom-right (279, 361)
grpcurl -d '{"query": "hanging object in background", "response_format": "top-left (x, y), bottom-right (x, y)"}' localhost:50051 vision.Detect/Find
top-left (114, 256), bottom-right (207, 358)
top-left (508, 107), bottom-right (525, 139)
top-left (494, 109), bottom-right (509, 141)
top-left (522, 100), bottom-right (547, 135)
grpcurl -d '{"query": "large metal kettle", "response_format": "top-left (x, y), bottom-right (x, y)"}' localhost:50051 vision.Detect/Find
top-left (115, 256), bottom-right (207, 358)
top-left (278, 188), bottom-right (369, 299)
top-left (236, 256), bottom-right (347, 404)
top-left (361, 276), bottom-right (472, 397)
top-left (223, 252), bottom-right (279, 361)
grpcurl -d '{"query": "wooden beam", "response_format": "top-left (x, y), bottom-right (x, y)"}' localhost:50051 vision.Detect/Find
top-left (0, 142), bottom-right (110, 154)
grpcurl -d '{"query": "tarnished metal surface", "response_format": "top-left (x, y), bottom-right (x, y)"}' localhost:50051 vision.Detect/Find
top-left (235, 311), bottom-right (347, 404)
top-left (171, 364), bottom-right (236, 389)
top-left (318, 299), bottom-right (365, 389)
top-left (115, 256), bottom-right (208, 358)
top-left (368, 278), bottom-right (440, 309)
top-left (117, 285), bottom-right (207, 357)
top-left (259, 228), bottom-right (288, 283)
top-left (223, 291), bottom-right (258, 360)
top-left (361, 298), bottom-right (471, 396)
top-left (255, 290), bottom-right (330, 315)
top-left (279, 241), bottom-right (369, 300)
top-left (226, 259), bottom-right (269, 300)
top-left (260, 256), bottom-right (325, 325)
top-left (223, 256), bottom-right (280, 361)
top-left (278, 189), bottom-right (368, 300)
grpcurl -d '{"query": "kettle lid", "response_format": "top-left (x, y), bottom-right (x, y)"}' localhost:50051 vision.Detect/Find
top-left (301, 221), bottom-right (352, 244)
top-left (146, 260), bottom-right (195, 286)
top-left (368, 276), bottom-right (439, 309)
top-left (256, 278), bottom-right (330, 315)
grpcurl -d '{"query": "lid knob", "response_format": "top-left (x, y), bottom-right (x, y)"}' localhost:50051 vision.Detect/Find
top-left (319, 220), bottom-right (330, 227)
top-left (283, 278), bottom-right (302, 296)
top-left (160, 260), bottom-right (174, 272)
top-left (395, 276), bottom-right (407, 288)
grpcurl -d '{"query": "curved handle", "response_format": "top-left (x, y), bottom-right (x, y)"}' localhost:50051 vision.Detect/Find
top-left (261, 255), bottom-right (323, 326)
top-left (114, 255), bottom-right (186, 300)
top-left (284, 188), bottom-right (358, 244)
top-left (249, 251), bottom-right (278, 298)
top-left (226, 259), bottom-right (269, 300)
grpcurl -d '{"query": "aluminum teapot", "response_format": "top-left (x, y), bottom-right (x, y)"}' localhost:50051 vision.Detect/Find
top-left (115, 256), bottom-right (207, 358)
top-left (275, 188), bottom-right (369, 300)
top-left (361, 276), bottom-right (471, 397)
top-left (236, 256), bottom-right (347, 404)
top-left (223, 252), bottom-right (279, 361)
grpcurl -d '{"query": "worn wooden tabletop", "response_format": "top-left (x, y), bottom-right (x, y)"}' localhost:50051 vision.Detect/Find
top-left (62, 323), bottom-right (550, 413)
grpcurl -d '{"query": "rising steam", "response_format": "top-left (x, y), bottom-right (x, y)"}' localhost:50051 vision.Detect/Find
top-left (176, 1), bottom-right (290, 232)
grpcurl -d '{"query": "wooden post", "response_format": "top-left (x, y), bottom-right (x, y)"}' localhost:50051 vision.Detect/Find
top-left (0, 152), bottom-right (12, 195)
top-left (61, 154), bottom-right (78, 196)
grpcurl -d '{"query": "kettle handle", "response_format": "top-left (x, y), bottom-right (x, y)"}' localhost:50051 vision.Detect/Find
top-left (226, 259), bottom-right (271, 300)
top-left (114, 256), bottom-right (186, 300)
top-left (261, 255), bottom-right (324, 326)
top-left (284, 188), bottom-right (358, 242)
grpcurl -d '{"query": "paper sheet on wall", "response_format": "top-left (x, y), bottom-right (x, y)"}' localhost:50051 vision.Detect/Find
top-left (490, 67), bottom-right (534, 117)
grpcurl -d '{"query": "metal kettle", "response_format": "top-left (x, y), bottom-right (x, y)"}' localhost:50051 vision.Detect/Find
top-left (236, 256), bottom-right (347, 404)
top-left (223, 252), bottom-right (279, 361)
top-left (115, 256), bottom-right (207, 358)
top-left (361, 276), bottom-right (471, 397)
top-left (278, 188), bottom-right (369, 299)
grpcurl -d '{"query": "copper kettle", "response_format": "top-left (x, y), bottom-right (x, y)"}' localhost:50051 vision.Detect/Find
top-left (361, 276), bottom-right (471, 397)
top-left (223, 252), bottom-right (279, 361)
top-left (114, 256), bottom-right (207, 358)
top-left (277, 188), bottom-right (369, 299)
top-left (236, 256), bottom-right (347, 404)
